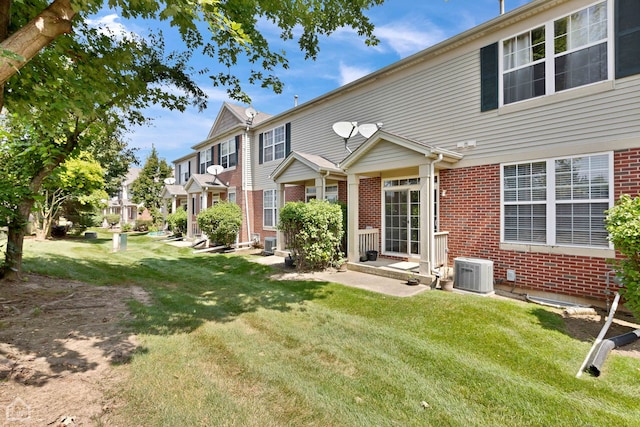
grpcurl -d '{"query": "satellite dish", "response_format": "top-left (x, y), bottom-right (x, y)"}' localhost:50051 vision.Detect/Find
top-left (163, 177), bottom-right (176, 185)
top-left (207, 165), bottom-right (224, 175)
top-left (245, 107), bottom-right (257, 119)
top-left (332, 121), bottom-right (358, 139)
top-left (358, 123), bottom-right (380, 139)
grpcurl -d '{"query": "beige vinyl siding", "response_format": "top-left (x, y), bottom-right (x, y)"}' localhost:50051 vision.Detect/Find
top-left (276, 161), bottom-right (315, 183)
top-left (249, 0), bottom-right (639, 188)
top-left (347, 142), bottom-right (426, 175)
top-left (209, 109), bottom-right (241, 139)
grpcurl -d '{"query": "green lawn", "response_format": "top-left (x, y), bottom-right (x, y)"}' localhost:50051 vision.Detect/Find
top-left (22, 232), bottom-right (640, 426)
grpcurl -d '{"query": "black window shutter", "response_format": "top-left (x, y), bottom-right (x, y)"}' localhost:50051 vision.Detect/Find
top-left (188, 161), bottom-right (191, 176)
top-left (480, 42), bottom-right (499, 112)
top-left (196, 152), bottom-right (201, 173)
top-left (235, 135), bottom-right (241, 167)
top-left (216, 143), bottom-right (221, 165)
top-left (177, 165), bottom-right (181, 184)
top-left (210, 146), bottom-right (214, 167)
top-left (258, 133), bottom-right (264, 164)
top-left (616, 0), bottom-right (640, 79)
top-left (285, 122), bottom-right (291, 156)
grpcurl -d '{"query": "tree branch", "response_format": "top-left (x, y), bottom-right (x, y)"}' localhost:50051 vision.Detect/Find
top-left (0, 0), bottom-right (77, 85)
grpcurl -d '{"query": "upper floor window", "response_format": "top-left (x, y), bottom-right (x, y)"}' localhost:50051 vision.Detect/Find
top-left (263, 125), bottom-right (286, 163)
top-left (200, 148), bottom-right (212, 174)
top-left (500, 1), bottom-right (609, 105)
top-left (502, 152), bottom-right (612, 249)
top-left (220, 138), bottom-right (237, 169)
top-left (259, 123), bottom-right (291, 164)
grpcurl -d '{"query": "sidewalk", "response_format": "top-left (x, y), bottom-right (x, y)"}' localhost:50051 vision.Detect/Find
top-left (251, 254), bottom-right (431, 298)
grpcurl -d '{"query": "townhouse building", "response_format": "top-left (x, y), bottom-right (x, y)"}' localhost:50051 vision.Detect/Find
top-left (166, 0), bottom-right (640, 304)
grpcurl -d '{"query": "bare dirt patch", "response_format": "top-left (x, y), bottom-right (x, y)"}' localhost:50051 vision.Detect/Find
top-left (0, 274), bottom-right (149, 426)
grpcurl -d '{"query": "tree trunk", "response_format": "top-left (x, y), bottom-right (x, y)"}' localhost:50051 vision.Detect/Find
top-left (0, 0), bottom-right (77, 86)
top-left (2, 199), bottom-right (33, 281)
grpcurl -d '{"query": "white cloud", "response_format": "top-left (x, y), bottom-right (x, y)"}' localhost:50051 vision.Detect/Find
top-left (374, 23), bottom-right (445, 57)
top-left (86, 14), bottom-right (138, 40)
top-left (338, 62), bottom-right (373, 86)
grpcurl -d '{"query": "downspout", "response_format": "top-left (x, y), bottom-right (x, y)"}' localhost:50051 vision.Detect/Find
top-left (321, 170), bottom-right (330, 200)
top-left (243, 129), bottom-right (252, 241)
top-left (428, 153), bottom-right (444, 273)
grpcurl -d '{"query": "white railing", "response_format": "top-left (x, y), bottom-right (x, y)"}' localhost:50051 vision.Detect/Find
top-left (357, 228), bottom-right (379, 256)
top-left (434, 231), bottom-right (449, 268)
top-left (191, 219), bottom-right (201, 238)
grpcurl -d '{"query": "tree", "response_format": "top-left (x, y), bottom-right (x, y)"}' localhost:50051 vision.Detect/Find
top-left (0, 28), bottom-right (205, 280)
top-left (0, 0), bottom-right (383, 102)
top-left (33, 153), bottom-right (106, 240)
top-left (130, 146), bottom-right (173, 225)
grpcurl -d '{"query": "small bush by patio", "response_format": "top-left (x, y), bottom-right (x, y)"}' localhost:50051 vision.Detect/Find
top-left (166, 208), bottom-right (187, 235)
top-left (279, 199), bottom-right (343, 270)
top-left (197, 202), bottom-right (242, 247)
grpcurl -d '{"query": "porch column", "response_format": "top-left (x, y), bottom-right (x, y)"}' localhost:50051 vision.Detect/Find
top-left (347, 174), bottom-right (360, 262)
top-left (315, 177), bottom-right (324, 200)
top-left (187, 194), bottom-right (194, 239)
top-left (276, 183), bottom-right (286, 251)
top-left (171, 196), bottom-right (177, 214)
top-left (418, 163), bottom-right (432, 275)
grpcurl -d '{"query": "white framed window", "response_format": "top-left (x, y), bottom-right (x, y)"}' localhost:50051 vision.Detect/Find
top-left (200, 148), bottom-right (212, 174)
top-left (325, 185), bottom-right (339, 202)
top-left (305, 186), bottom-right (317, 203)
top-left (263, 189), bottom-right (277, 228)
top-left (263, 125), bottom-right (286, 163)
top-left (228, 191), bottom-right (236, 204)
top-left (501, 152), bottom-right (613, 248)
top-left (220, 138), bottom-right (237, 169)
top-left (500, 1), bottom-right (611, 105)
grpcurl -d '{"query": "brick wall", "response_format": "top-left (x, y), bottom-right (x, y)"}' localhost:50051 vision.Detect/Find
top-left (285, 185), bottom-right (305, 203)
top-left (358, 177), bottom-right (381, 230)
top-left (439, 148), bottom-right (640, 301)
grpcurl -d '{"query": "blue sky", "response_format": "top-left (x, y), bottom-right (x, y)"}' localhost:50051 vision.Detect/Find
top-left (91, 0), bottom-right (531, 164)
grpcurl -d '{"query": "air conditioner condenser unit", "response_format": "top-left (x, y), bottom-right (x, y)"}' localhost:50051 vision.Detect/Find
top-left (264, 237), bottom-right (277, 255)
top-left (454, 257), bottom-right (494, 294)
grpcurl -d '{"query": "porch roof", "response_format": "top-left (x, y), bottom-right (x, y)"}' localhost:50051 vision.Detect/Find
top-left (184, 173), bottom-right (228, 193)
top-left (339, 129), bottom-right (463, 171)
top-left (270, 151), bottom-right (345, 184)
top-left (161, 185), bottom-right (187, 199)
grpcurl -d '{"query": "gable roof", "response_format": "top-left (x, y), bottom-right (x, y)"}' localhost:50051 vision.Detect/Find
top-left (270, 151), bottom-right (344, 183)
top-left (161, 185), bottom-right (187, 199)
top-left (195, 102), bottom-right (273, 149)
top-left (184, 173), bottom-right (229, 193)
top-left (339, 130), bottom-right (463, 171)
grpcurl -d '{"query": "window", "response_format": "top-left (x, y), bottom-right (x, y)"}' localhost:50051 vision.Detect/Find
top-left (503, 26), bottom-right (546, 104)
top-left (502, 153), bottom-right (612, 248)
top-left (200, 148), bottom-right (212, 174)
top-left (228, 192), bottom-right (236, 204)
top-left (305, 186), bottom-right (317, 203)
top-left (263, 190), bottom-right (277, 228)
top-left (220, 138), bottom-right (237, 169)
top-left (325, 185), bottom-right (339, 202)
top-left (263, 125), bottom-right (286, 163)
top-left (554, 2), bottom-right (608, 91)
top-left (500, 1), bottom-right (610, 105)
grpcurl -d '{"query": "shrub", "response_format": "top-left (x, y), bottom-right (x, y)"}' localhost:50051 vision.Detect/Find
top-left (197, 202), bottom-right (242, 247)
top-left (278, 199), bottom-right (343, 271)
top-left (134, 219), bottom-right (153, 232)
top-left (104, 214), bottom-right (120, 227)
top-left (121, 223), bottom-right (133, 232)
top-left (605, 194), bottom-right (640, 321)
top-left (166, 208), bottom-right (187, 235)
